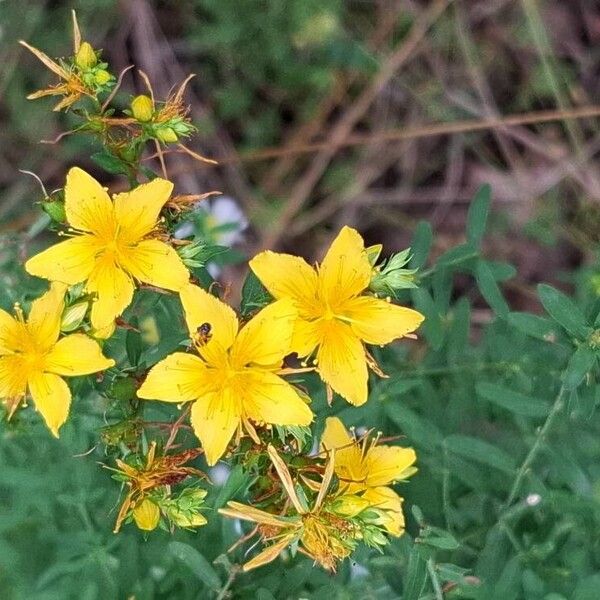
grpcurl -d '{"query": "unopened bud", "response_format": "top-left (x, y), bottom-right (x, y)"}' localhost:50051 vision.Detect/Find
top-left (155, 126), bottom-right (178, 144)
top-left (330, 495), bottom-right (370, 518)
top-left (133, 498), bottom-right (160, 531)
top-left (61, 301), bottom-right (88, 332)
top-left (131, 95), bottom-right (154, 122)
top-left (169, 509), bottom-right (207, 528)
top-left (94, 69), bottom-right (111, 86)
top-left (75, 41), bottom-right (97, 69)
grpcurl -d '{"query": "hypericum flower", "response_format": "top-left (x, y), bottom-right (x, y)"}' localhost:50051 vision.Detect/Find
top-left (320, 417), bottom-right (417, 536)
top-left (109, 442), bottom-right (205, 533)
top-left (0, 283), bottom-right (114, 436)
top-left (25, 167), bottom-right (190, 333)
top-left (220, 445), bottom-right (356, 572)
top-left (137, 284), bottom-right (313, 466)
top-left (250, 226), bottom-right (425, 405)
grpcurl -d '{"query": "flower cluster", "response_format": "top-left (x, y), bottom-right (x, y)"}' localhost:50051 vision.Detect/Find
top-left (3, 13), bottom-right (425, 572)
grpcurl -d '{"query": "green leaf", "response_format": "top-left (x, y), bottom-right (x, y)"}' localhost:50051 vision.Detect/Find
top-left (212, 465), bottom-right (251, 509)
top-left (475, 260), bottom-right (509, 317)
top-left (466, 184), bottom-right (491, 246)
top-left (403, 544), bottom-right (428, 600)
top-left (410, 221), bottom-right (432, 270)
top-left (537, 284), bottom-right (591, 340)
top-left (385, 401), bottom-right (444, 450)
top-left (445, 434), bottom-right (516, 474)
top-left (90, 151), bottom-right (130, 175)
top-left (125, 321), bottom-right (142, 367)
top-left (564, 345), bottom-right (597, 390)
top-left (168, 541), bottom-right (221, 590)
top-left (476, 382), bottom-right (549, 417)
top-left (240, 271), bottom-right (273, 316)
top-left (411, 287), bottom-right (443, 350)
top-left (507, 311), bottom-right (562, 342)
top-left (419, 525), bottom-right (460, 550)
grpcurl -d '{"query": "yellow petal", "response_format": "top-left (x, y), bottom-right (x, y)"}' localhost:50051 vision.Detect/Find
top-left (342, 296), bottom-right (424, 345)
top-left (231, 299), bottom-right (297, 367)
top-left (291, 318), bottom-right (322, 358)
top-left (27, 283), bottom-right (66, 351)
top-left (25, 235), bottom-right (99, 285)
top-left (190, 390), bottom-right (240, 466)
top-left (28, 371), bottom-right (71, 437)
top-left (318, 226), bottom-right (371, 304)
top-left (0, 355), bottom-right (28, 398)
top-left (113, 178), bottom-right (173, 242)
top-left (64, 167), bottom-right (115, 237)
top-left (121, 239), bottom-right (189, 292)
top-left (243, 534), bottom-right (297, 572)
top-left (179, 283), bottom-right (238, 353)
top-left (320, 416), bottom-right (360, 471)
top-left (365, 445), bottom-right (417, 487)
top-left (87, 258), bottom-right (135, 330)
top-left (249, 251), bottom-right (319, 314)
top-left (362, 486), bottom-right (405, 536)
top-left (0, 309), bottom-right (24, 355)
top-left (45, 333), bottom-right (114, 376)
top-left (316, 320), bottom-right (367, 406)
top-left (241, 370), bottom-right (313, 426)
top-left (137, 353), bottom-right (211, 402)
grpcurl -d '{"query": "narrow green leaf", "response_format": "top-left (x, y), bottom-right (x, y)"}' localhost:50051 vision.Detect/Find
top-left (476, 382), bottom-right (549, 417)
top-left (125, 320), bottom-right (142, 367)
top-left (445, 434), bottom-right (516, 474)
top-left (475, 260), bottom-right (509, 317)
top-left (466, 184), bottom-right (491, 246)
top-left (168, 541), bottom-right (222, 590)
top-left (240, 271), bottom-right (272, 316)
top-left (437, 243), bottom-right (478, 269)
top-left (403, 545), bottom-right (428, 600)
top-left (537, 284), bottom-right (591, 340)
top-left (410, 221), bottom-right (432, 270)
top-left (411, 287), bottom-right (443, 350)
top-left (212, 465), bottom-right (251, 509)
top-left (564, 345), bottom-right (597, 390)
top-left (507, 311), bottom-right (562, 342)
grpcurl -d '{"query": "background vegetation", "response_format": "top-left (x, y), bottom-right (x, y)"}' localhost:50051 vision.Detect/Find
top-left (1, 1), bottom-right (600, 598)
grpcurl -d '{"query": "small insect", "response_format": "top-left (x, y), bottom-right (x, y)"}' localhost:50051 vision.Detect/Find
top-left (195, 322), bottom-right (213, 346)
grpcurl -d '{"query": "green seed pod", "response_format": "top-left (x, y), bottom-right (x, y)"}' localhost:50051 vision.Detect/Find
top-left (75, 41), bottom-right (97, 69)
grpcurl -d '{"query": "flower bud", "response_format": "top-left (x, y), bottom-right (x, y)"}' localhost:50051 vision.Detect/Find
top-left (60, 301), bottom-right (88, 332)
top-left (155, 126), bottom-right (178, 144)
top-left (330, 494), bottom-right (370, 518)
top-left (169, 509), bottom-right (207, 528)
top-left (94, 69), bottom-right (111, 86)
top-left (133, 498), bottom-right (160, 531)
top-left (131, 95), bottom-right (154, 122)
top-left (75, 41), bottom-right (97, 69)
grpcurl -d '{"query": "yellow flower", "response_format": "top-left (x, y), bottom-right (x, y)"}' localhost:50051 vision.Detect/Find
top-left (25, 168), bottom-right (190, 332)
top-left (320, 416), bottom-right (417, 536)
top-left (220, 445), bottom-right (354, 572)
top-left (250, 226), bottom-right (424, 405)
top-left (137, 284), bottom-right (313, 466)
top-left (0, 283), bottom-right (114, 436)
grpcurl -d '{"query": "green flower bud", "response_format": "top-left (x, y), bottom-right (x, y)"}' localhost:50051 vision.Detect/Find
top-left (169, 508), bottom-right (207, 528)
top-left (94, 69), bottom-right (111, 86)
top-left (60, 301), bottom-right (89, 332)
top-left (330, 495), bottom-right (370, 518)
top-left (131, 94), bottom-right (154, 122)
top-left (75, 41), bottom-right (97, 69)
top-left (155, 126), bottom-right (178, 144)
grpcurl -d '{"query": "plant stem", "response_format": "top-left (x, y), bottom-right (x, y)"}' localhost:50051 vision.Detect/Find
top-left (504, 383), bottom-right (567, 508)
top-left (419, 251), bottom-right (479, 280)
top-left (427, 558), bottom-right (444, 600)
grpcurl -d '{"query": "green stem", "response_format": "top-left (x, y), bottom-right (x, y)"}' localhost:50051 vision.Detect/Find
top-left (418, 251), bottom-right (479, 280)
top-left (504, 383), bottom-right (567, 508)
top-left (427, 558), bottom-right (444, 600)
